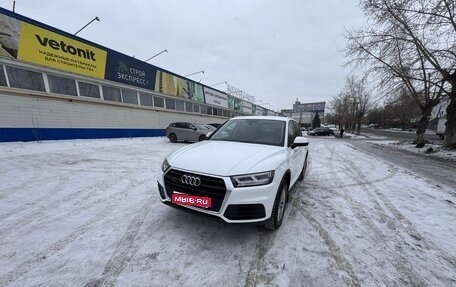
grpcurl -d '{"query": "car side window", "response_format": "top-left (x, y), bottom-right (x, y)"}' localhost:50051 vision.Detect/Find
top-left (175, 123), bottom-right (185, 129)
top-left (187, 123), bottom-right (196, 130)
top-left (288, 123), bottom-right (295, 147)
top-left (293, 122), bottom-right (302, 137)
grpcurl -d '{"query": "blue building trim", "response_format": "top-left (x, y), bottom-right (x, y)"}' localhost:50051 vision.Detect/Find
top-left (0, 128), bottom-right (166, 142)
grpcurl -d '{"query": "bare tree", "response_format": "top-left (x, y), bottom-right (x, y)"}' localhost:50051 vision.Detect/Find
top-left (345, 0), bottom-right (451, 145)
top-left (330, 92), bottom-right (351, 130)
top-left (331, 76), bottom-right (372, 135)
top-left (343, 76), bottom-right (371, 135)
top-left (352, 0), bottom-right (456, 147)
top-left (389, 88), bottom-right (421, 130)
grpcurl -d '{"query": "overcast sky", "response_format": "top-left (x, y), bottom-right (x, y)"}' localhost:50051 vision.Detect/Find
top-left (2, 0), bottom-right (366, 111)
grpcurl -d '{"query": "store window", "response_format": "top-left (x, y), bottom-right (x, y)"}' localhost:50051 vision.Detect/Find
top-left (139, 93), bottom-right (153, 106)
top-left (185, 102), bottom-right (193, 113)
top-left (154, 96), bottom-right (164, 108)
top-left (193, 104), bottom-right (200, 113)
top-left (6, 66), bottom-right (45, 92)
top-left (214, 108), bottom-right (222, 116)
top-left (122, 89), bottom-right (138, 104)
top-left (102, 86), bottom-right (122, 102)
top-left (48, 74), bottom-right (77, 96)
top-left (165, 98), bottom-right (175, 110)
top-left (176, 100), bottom-right (185, 111)
top-left (0, 65), bottom-right (7, 87)
top-left (78, 81), bottom-right (100, 98)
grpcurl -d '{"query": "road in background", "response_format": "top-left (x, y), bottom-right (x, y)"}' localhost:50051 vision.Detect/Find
top-left (360, 127), bottom-right (442, 143)
top-left (348, 140), bottom-right (456, 191)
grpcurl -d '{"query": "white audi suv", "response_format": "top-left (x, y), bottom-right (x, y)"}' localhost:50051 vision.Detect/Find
top-left (157, 116), bottom-right (309, 230)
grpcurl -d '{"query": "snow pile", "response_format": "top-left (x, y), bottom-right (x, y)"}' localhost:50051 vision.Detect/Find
top-left (374, 140), bottom-right (456, 162)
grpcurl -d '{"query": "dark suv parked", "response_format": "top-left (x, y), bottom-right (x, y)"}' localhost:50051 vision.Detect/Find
top-left (307, 127), bottom-right (334, 136)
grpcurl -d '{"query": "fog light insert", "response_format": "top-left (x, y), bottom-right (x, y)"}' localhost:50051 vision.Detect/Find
top-left (224, 204), bottom-right (266, 220)
top-left (158, 182), bottom-right (166, 199)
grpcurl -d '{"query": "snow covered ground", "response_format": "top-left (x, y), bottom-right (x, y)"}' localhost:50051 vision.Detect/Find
top-left (0, 137), bottom-right (455, 286)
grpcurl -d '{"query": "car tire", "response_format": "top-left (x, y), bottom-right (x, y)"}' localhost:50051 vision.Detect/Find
top-left (264, 179), bottom-right (288, 231)
top-left (169, 133), bottom-right (177, 143)
top-left (298, 155), bottom-right (308, 181)
top-left (199, 135), bottom-right (206, 141)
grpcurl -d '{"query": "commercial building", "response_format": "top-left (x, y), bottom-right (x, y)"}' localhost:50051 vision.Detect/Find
top-left (0, 8), bottom-right (276, 142)
top-left (281, 100), bottom-right (325, 127)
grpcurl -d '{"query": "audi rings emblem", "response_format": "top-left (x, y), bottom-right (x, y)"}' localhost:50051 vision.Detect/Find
top-left (181, 175), bottom-right (201, 186)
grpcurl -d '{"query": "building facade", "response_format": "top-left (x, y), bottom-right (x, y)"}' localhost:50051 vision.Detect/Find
top-left (281, 100), bottom-right (326, 127)
top-left (0, 7), bottom-right (277, 142)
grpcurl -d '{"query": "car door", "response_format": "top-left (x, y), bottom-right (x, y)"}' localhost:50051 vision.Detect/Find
top-left (287, 121), bottom-right (305, 184)
top-left (176, 122), bottom-right (190, 141)
top-left (186, 123), bottom-right (199, 142)
top-left (170, 123), bottom-right (182, 140)
top-left (178, 123), bottom-right (191, 141)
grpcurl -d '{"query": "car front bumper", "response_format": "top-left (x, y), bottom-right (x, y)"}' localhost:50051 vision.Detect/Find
top-left (157, 168), bottom-right (280, 223)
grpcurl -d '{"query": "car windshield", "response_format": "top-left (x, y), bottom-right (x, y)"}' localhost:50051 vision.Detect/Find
top-left (194, 123), bottom-right (210, 130)
top-left (210, 119), bottom-right (285, 146)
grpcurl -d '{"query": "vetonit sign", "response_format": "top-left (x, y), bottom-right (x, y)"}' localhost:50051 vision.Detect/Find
top-left (17, 22), bottom-right (107, 79)
top-left (34, 34), bottom-right (96, 61)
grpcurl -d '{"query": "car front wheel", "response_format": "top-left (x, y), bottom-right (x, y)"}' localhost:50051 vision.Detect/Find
top-left (169, 133), bottom-right (177, 143)
top-left (264, 179), bottom-right (288, 231)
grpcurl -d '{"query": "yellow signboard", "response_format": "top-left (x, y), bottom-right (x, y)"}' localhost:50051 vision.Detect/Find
top-left (17, 22), bottom-right (107, 79)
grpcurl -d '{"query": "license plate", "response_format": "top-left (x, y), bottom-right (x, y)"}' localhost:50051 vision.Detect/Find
top-left (172, 192), bottom-right (212, 208)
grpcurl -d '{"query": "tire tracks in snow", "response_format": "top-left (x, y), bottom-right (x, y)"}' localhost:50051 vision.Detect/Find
top-left (334, 143), bottom-right (456, 281)
top-left (243, 159), bottom-right (315, 287)
top-left (0, 176), bottom-right (151, 246)
top-left (0, 172), bottom-right (112, 242)
top-left (85, 200), bottom-right (163, 287)
top-left (0, 157), bottom-right (42, 200)
top-left (0, 175), bottom-right (70, 222)
top-left (291, 198), bottom-right (362, 287)
top-left (0, 192), bottom-right (127, 286)
top-left (289, 155), bottom-right (362, 287)
top-left (244, 228), bottom-right (275, 287)
top-left (0, 172), bottom-right (157, 286)
top-left (325, 142), bottom-right (429, 287)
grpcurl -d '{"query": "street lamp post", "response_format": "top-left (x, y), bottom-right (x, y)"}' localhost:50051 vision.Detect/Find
top-left (184, 70), bottom-right (204, 77)
top-left (145, 49), bottom-right (168, 62)
top-left (74, 16), bottom-right (100, 36)
top-left (209, 81), bottom-right (227, 87)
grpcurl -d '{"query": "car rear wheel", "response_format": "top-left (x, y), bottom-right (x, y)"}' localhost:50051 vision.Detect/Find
top-left (264, 179), bottom-right (288, 231)
top-left (169, 133), bottom-right (177, 143)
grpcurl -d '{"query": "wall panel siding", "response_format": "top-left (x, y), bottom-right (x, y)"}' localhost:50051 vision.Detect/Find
top-left (0, 93), bottom-right (223, 142)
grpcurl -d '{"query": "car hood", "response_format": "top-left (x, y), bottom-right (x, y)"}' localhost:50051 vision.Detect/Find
top-left (167, 140), bottom-right (285, 176)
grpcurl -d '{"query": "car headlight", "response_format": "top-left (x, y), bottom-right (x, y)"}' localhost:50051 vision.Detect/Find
top-left (231, 171), bottom-right (274, 187)
top-left (161, 158), bottom-right (170, 172)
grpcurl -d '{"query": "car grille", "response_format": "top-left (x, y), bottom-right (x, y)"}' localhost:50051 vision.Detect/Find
top-left (164, 169), bottom-right (227, 212)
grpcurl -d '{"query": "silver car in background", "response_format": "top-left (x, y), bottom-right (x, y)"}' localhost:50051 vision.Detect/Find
top-left (166, 122), bottom-right (212, 143)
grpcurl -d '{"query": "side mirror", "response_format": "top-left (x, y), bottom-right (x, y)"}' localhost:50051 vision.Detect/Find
top-left (192, 127), bottom-right (197, 131)
top-left (291, 136), bottom-right (309, 149)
